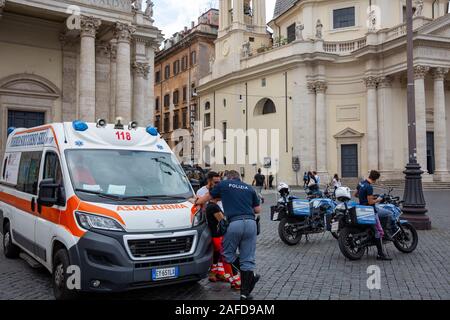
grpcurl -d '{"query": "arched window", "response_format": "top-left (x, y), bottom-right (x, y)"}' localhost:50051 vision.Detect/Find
top-left (254, 98), bottom-right (276, 116)
top-left (205, 101), bottom-right (211, 110)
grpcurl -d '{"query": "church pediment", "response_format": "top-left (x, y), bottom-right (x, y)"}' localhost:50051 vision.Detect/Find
top-left (417, 14), bottom-right (450, 37)
top-left (334, 127), bottom-right (364, 139)
top-left (0, 74), bottom-right (60, 98)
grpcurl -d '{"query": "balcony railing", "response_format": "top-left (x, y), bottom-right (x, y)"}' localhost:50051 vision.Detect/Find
top-left (323, 38), bottom-right (367, 54)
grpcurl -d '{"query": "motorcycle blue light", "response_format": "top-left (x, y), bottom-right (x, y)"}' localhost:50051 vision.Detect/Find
top-left (72, 120), bottom-right (88, 132)
top-left (7, 127), bottom-right (15, 136)
top-left (146, 126), bottom-right (159, 136)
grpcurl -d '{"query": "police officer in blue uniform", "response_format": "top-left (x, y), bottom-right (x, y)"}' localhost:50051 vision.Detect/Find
top-left (354, 170), bottom-right (393, 261)
top-left (196, 170), bottom-right (261, 300)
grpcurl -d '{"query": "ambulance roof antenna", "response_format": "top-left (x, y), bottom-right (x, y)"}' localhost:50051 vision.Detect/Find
top-left (63, 123), bottom-right (68, 144)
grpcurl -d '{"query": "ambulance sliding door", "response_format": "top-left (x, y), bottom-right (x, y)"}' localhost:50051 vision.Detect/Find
top-left (11, 151), bottom-right (42, 256)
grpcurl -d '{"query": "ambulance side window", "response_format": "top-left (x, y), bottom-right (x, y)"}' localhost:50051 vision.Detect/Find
top-left (43, 152), bottom-right (63, 185)
top-left (16, 151), bottom-right (42, 195)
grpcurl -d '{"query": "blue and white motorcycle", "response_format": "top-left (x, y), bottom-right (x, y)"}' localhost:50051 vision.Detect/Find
top-left (333, 187), bottom-right (418, 260)
top-left (271, 183), bottom-right (337, 246)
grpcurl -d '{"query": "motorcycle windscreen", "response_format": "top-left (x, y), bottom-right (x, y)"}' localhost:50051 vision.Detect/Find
top-left (354, 205), bottom-right (377, 225)
top-left (289, 199), bottom-right (311, 217)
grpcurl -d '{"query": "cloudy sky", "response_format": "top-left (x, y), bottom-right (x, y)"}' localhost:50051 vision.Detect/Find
top-left (152, 0), bottom-right (277, 39)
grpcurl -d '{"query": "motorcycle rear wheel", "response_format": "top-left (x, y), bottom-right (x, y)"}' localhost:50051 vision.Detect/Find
top-left (338, 227), bottom-right (366, 260)
top-left (393, 222), bottom-right (418, 253)
top-left (278, 218), bottom-right (303, 246)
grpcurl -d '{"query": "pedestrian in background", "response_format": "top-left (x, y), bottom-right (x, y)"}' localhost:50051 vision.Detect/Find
top-left (196, 170), bottom-right (261, 300)
top-left (269, 173), bottom-right (274, 189)
top-left (332, 174), bottom-right (342, 190)
top-left (303, 172), bottom-right (309, 187)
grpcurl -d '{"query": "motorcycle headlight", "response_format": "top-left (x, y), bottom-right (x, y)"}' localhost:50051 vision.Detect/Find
top-left (192, 208), bottom-right (205, 227)
top-left (75, 211), bottom-right (125, 232)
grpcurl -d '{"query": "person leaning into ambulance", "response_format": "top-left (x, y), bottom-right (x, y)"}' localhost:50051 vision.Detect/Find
top-left (197, 171), bottom-right (240, 288)
top-left (195, 170), bottom-right (261, 300)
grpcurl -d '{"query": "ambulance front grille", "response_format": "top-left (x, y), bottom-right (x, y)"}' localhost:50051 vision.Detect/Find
top-left (127, 236), bottom-right (194, 259)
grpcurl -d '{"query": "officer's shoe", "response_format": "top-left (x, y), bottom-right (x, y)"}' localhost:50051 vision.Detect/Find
top-left (240, 271), bottom-right (260, 300)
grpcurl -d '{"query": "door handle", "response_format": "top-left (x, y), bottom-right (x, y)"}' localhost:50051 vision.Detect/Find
top-left (31, 198), bottom-right (36, 213)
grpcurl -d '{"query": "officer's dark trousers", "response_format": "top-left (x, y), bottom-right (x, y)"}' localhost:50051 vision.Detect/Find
top-left (223, 218), bottom-right (257, 272)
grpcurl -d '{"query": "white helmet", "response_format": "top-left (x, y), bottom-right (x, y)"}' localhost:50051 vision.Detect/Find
top-left (277, 182), bottom-right (290, 194)
top-left (335, 186), bottom-right (352, 201)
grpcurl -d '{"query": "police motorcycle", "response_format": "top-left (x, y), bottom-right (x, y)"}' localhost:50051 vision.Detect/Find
top-left (332, 187), bottom-right (419, 260)
top-left (271, 183), bottom-right (336, 246)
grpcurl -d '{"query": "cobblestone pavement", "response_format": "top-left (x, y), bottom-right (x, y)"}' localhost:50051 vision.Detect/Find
top-left (1, 189), bottom-right (449, 300)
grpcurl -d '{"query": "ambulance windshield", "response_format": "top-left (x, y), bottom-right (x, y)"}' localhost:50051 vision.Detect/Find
top-left (66, 150), bottom-right (193, 201)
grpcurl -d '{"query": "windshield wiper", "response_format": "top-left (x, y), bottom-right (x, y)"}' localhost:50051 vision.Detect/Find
top-left (75, 188), bottom-right (125, 201)
top-left (122, 195), bottom-right (188, 201)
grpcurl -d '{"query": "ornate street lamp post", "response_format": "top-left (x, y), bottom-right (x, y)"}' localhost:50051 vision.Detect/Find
top-left (402, 0), bottom-right (431, 230)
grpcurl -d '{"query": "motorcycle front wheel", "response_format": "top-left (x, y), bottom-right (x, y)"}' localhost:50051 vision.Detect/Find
top-left (338, 227), bottom-right (366, 260)
top-left (278, 218), bottom-right (303, 246)
top-left (393, 222), bottom-right (418, 253)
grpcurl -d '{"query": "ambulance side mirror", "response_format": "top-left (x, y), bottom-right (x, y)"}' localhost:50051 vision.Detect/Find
top-left (38, 179), bottom-right (65, 207)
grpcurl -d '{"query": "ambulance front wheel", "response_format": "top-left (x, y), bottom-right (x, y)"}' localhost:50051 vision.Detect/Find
top-left (3, 222), bottom-right (20, 259)
top-left (52, 248), bottom-right (79, 300)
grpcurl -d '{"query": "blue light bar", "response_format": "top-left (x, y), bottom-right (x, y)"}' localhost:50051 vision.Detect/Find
top-left (72, 120), bottom-right (88, 132)
top-left (7, 127), bottom-right (15, 136)
top-left (146, 126), bottom-right (159, 136)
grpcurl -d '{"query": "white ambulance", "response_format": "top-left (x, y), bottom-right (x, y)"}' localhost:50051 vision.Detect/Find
top-left (0, 120), bottom-right (212, 299)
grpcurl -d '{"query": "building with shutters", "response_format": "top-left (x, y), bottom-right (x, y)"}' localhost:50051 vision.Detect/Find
top-left (197, 0), bottom-right (450, 185)
top-left (0, 0), bottom-right (162, 154)
top-left (153, 9), bottom-right (218, 162)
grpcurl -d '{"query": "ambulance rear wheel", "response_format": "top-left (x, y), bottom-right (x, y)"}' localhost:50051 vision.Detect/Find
top-left (3, 222), bottom-right (20, 259)
top-left (52, 248), bottom-right (78, 300)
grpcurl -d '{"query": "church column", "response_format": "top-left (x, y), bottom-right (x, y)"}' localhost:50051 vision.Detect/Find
top-left (307, 81), bottom-right (317, 170)
top-left (114, 22), bottom-right (136, 123)
top-left (432, 67), bottom-right (449, 180)
top-left (109, 41), bottom-right (117, 122)
top-left (60, 34), bottom-right (78, 122)
top-left (95, 42), bottom-right (111, 121)
top-left (233, 0), bottom-right (244, 26)
top-left (0, 0), bottom-right (5, 19)
top-left (132, 62), bottom-right (150, 125)
top-left (364, 76), bottom-right (379, 171)
top-left (315, 80), bottom-right (328, 175)
top-left (377, 76), bottom-right (393, 173)
top-left (253, 0), bottom-right (266, 31)
top-left (79, 16), bottom-right (101, 121)
top-left (414, 65), bottom-right (429, 173)
top-left (219, 0), bottom-right (230, 31)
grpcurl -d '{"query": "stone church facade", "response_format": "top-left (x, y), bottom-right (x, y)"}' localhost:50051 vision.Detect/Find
top-left (198, 0), bottom-right (450, 185)
top-left (0, 0), bottom-right (162, 153)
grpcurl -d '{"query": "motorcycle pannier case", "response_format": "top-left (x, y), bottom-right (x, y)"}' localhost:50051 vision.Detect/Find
top-left (288, 199), bottom-right (310, 217)
top-left (350, 205), bottom-right (377, 225)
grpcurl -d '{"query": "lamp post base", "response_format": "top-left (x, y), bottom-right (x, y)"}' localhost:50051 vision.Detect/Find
top-left (402, 162), bottom-right (431, 230)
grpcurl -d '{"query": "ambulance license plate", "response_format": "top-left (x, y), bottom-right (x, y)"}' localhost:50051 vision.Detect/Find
top-left (152, 267), bottom-right (179, 281)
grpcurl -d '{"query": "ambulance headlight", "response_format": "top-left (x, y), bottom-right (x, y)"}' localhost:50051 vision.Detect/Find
top-left (75, 211), bottom-right (125, 232)
top-left (128, 121), bottom-right (138, 130)
top-left (96, 119), bottom-right (107, 128)
top-left (192, 208), bottom-right (205, 227)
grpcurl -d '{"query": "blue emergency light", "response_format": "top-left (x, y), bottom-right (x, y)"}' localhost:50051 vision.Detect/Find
top-left (146, 126), bottom-right (159, 136)
top-left (7, 127), bottom-right (15, 136)
top-left (72, 120), bottom-right (88, 132)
